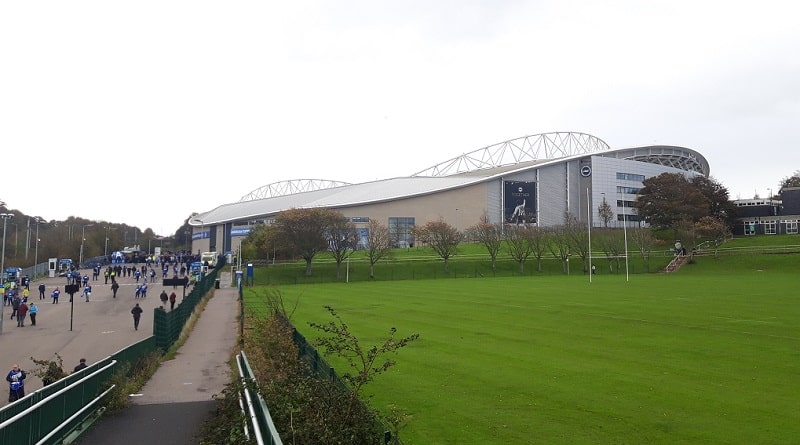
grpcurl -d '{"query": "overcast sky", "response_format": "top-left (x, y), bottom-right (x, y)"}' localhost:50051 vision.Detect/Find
top-left (2, 1), bottom-right (798, 236)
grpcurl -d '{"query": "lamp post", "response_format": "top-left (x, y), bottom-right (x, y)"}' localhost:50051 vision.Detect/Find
top-left (79, 224), bottom-right (94, 268)
top-left (33, 217), bottom-right (45, 279)
top-left (1, 212), bottom-right (13, 285)
top-left (0, 211), bottom-right (10, 335)
top-left (587, 188), bottom-right (592, 284)
top-left (104, 226), bottom-right (115, 256)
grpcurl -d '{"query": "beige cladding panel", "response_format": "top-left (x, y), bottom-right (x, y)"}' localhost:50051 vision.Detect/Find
top-left (338, 182), bottom-right (490, 231)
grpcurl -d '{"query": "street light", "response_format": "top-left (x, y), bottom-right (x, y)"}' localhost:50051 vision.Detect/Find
top-left (1, 212), bottom-right (13, 284)
top-left (79, 224), bottom-right (94, 268)
top-left (104, 226), bottom-right (115, 256)
top-left (33, 217), bottom-right (45, 279)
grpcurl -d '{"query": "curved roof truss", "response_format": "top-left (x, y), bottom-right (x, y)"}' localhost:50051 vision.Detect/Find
top-left (412, 131), bottom-right (610, 177)
top-left (240, 179), bottom-right (351, 201)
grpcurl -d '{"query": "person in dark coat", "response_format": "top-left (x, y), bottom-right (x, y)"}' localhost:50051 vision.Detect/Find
top-left (6, 364), bottom-right (26, 403)
top-left (131, 303), bottom-right (143, 330)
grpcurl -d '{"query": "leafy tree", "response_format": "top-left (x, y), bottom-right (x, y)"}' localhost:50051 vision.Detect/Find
top-left (467, 212), bottom-right (504, 272)
top-left (633, 173), bottom-right (710, 230)
top-left (326, 212), bottom-right (361, 280)
top-left (780, 170), bottom-right (800, 189)
top-left (691, 175), bottom-right (736, 227)
top-left (598, 197), bottom-right (614, 228)
top-left (505, 225), bottom-right (535, 273)
top-left (30, 353), bottom-right (69, 386)
top-left (273, 208), bottom-right (335, 276)
top-left (366, 220), bottom-right (393, 279)
top-left (412, 218), bottom-right (461, 273)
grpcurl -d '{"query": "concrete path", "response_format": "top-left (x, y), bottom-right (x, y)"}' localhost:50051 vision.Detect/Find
top-left (74, 271), bottom-right (240, 445)
top-left (0, 267), bottom-right (240, 444)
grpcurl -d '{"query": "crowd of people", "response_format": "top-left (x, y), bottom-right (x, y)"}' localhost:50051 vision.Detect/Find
top-left (4, 250), bottom-right (215, 404)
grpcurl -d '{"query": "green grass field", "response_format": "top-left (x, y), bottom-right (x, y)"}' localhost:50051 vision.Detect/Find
top-left (243, 240), bottom-right (800, 444)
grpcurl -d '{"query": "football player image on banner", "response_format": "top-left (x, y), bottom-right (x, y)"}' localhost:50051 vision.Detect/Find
top-left (504, 181), bottom-right (536, 225)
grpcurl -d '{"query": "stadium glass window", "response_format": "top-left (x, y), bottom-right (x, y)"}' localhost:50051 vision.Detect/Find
top-left (351, 217), bottom-right (370, 223)
top-left (616, 172), bottom-right (645, 182)
top-left (785, 221), bottom-right (798, 234)
top-left (388, 217), bottom-right (415, 248)
top-left (616, 186), bottom-right (641, 195)
top-left (744, 222), bottom-right (756, 236)
top-left (763, 221), bottom-right (777, 235)
top-left (616, 200), bottom-right (636, 208)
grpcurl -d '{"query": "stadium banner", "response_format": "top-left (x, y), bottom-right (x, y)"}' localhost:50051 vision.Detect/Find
top-left (504, 181), bottom-right (536, 224)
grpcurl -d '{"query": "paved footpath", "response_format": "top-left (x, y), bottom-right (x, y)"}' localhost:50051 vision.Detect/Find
top-left (0, 268), bottom-right (240, 444)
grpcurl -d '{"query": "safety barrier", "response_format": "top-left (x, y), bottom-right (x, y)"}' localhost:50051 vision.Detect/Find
top-left (235, 351), bottom-right (284, 445)
top-left (0, 334), bottom-right (158, 445)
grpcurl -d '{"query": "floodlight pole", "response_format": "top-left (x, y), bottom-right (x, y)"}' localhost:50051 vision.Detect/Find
top-left (620, 189), bottom-right (629, 282)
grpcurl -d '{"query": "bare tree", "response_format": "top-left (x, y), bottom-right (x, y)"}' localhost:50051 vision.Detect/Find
top-left (564, 213), bottom-right (590, 273)
top-left (547, 226), bottom-right (571, 274)
top-left (326, 212), bottom-right (361, 280)
top-left (630, 226), bottom-right (655, 271)
top-left (366, 220), bottom-right (392, 278)
top-left (467, 212), bottom-right (503, 272)
top-left (529, 225), bottom-right (549, 272)
top-left (413, 218), bottom-right (461, 273)
top-left (595, 229), bottom-right (624, 273)
top-left (598, 196), bottom-right (614, 228)
top-left (506, 225), bottom-right (535, 273)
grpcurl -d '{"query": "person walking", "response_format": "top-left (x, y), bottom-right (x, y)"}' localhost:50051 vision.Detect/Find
top-left (28, 303), bottom-right (38, 326)
top-left (16, 301), bottom-right (28, 327)
top-left (83, 284), bottom-right (92, 302)
top-left (73, 358), bottom-right (88, 373)
top-left (51, 287), bottom-right (60, 304)
top-left (169, 292), bottom-right (177, 311)
top-left (131, 303), bottom-right (143, 331)
top-left (111, 281), bottom-right (119, 299)
top-left (6, 364), bottom-right (26, 403)
top-left (159, 290), bottom-right (168, 307)
top-left (38, 283), bottom-right (46, 300)
top-left (10, 294), bottom-right (21, 320)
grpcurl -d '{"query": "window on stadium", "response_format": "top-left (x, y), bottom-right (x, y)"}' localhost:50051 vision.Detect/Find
top-left (388, 217), bottom-right (415, 248)
top-left (616, 172), bottom-right (645, 182)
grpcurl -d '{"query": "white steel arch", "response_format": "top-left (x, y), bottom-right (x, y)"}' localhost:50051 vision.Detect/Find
top-left (239, 179), bottom-right (351, 201)
top-left (412, 131), bottom-right (610, 177)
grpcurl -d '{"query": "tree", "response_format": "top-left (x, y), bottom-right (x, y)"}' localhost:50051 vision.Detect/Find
top-left (326, 212), bottom-right (361, 280)
top-left (633, 173), bottom-right (710, 230)
top-left (412, 218), bottom-right (461, 273)
top-left (691, 175), bottom-right (736, 227)
top-left (366, 220), bottom-right (392, 279)
top-left (564, 213), bottom-right (590, 273)
top-left (598, 197), bottom-right (614, 228)
top-left (529, 225), bottom-right (549, 272)
top-left (467, 212), bottom-right (503, 272)
top-left (780, 170), bottom-right (800, 189)
top-left (547, 226), bottom-right (571, 273)
top-left (630, 226), bottom-right (656, 271)
top-left (505, 225), bottom-right (535, 273)
top-left (595, 229), bottom-right (624, 273)
top-left (273, 208), bottom-right (333, 276)
top-left (694, 216), bottom-right (731, 256)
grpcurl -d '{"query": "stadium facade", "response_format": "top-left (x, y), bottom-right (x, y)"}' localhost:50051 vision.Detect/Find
top-left (189, 132), bottom-right (709, 255)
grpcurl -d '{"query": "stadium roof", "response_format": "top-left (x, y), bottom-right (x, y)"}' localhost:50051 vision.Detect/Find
top-left (190, 143), bottom-right (708, 227)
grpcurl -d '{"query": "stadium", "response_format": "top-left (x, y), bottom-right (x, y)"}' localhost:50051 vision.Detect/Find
top-left (188, 131), bottom-right (709, 255)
